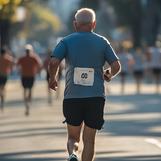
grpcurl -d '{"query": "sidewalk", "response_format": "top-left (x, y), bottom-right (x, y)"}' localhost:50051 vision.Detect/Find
top-left (0, 80), bottom-right (161, 161)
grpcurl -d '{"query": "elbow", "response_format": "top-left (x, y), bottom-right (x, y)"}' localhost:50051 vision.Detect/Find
top-left (117, 61), bottom-right (121, 74)
top-left (111, 60), bottom-right (121, 76)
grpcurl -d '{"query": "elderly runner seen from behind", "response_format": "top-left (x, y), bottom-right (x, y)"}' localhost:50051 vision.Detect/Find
top-left (49, 8), bottom-right (121, 161)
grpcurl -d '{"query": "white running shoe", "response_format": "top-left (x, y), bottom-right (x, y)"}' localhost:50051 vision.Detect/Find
top-left (67, 153), bottom-right (79, 161)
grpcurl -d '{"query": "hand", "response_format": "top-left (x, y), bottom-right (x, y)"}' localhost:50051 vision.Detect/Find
top-left (104, 69), bottom-right (112, 82)
top-left (49, 77), bottom-right (58, 91)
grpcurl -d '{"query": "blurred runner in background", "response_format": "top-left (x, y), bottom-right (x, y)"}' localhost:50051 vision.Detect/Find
top-left (17, 44), bottom-right (42, 116)
top-left (118, 46), bottom-right (134, 94)
top-left (132, 47), bottom-right (145, 94)
top-left (0, 47), bottom-right (15, 111)
top-left (148, 44), bottom-right (161, 94)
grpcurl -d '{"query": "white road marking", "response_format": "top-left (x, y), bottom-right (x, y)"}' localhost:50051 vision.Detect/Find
top-left (145, 138), bottom-right (161, 149)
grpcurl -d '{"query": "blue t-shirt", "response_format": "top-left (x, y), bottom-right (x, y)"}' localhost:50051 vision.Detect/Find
top-left (52, 32), bottom-right (118, 99)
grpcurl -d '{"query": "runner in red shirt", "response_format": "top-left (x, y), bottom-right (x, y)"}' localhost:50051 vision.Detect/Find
top-left (0, 48), bottom-right (14, 110)
top-left (17, 44), bottom-right (42, 116)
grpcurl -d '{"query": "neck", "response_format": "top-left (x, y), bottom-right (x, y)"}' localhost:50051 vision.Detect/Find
top-left (76, 26), bottom-right (93, 32)
top-left (77, 29), bottom-right (92, 32)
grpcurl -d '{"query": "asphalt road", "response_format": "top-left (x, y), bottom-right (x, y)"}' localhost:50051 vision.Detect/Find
top-left (0, 80), bottom-right (161, 161)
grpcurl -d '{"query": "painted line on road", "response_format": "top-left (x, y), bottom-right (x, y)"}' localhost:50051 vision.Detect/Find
top-left (145, 138), bottom-right (161, 149)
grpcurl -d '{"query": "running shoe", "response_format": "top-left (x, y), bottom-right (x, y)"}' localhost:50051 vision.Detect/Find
top-left (67, 153), bottom-right (79, 161)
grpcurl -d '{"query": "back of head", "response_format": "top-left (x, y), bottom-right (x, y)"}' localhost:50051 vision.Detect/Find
top-left (75, 8), bottom-right (96, 24)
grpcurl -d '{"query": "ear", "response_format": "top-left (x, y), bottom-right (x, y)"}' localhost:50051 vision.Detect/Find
top-left (92, 21), bottom-right (96, 29)
top-left (73, 20), bottom-right (77, 31)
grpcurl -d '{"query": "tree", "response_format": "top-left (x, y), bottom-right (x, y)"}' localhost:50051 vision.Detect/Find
top-left (108, 0), bottom-right (161, 47)
top-left (0, 0), bottom-right (23, 47)
top-left (79, 0), bottom-right (100, 10)
top-left (0, 0), bottom-right (61, 48)
top-left (108, 0), bottom-right (143, 47)
top-left (25, 2), bottom-right (61, 46)
top-left (142, 0), bottom-right (161, 46)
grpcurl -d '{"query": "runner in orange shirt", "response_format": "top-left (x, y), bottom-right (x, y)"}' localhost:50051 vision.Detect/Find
top-left (17, 44), bottom-right (42, 116)
top-left (0, 48), bottom-right (14, 111)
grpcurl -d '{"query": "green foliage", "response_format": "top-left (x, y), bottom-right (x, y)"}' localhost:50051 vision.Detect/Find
top-left (24, 2), bottom-right (61, 45)
top-left (108, 0), bottom-right (142, 27)
top-left (0, 0), bottom-right (61, 47)
top-left (31, 4), bottom-right (61, 32)
top-left (79, 0), bottom-right (100, 10)
top-left (108, 0), bottom-right (161, 46)
top-left (0, 0), bottom-right (22, 20)
top-left (108, 0), bottom-right (143, 47)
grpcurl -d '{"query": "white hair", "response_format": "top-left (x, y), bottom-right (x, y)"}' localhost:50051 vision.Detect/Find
top-left (75, 8), bottom-right (96, 24)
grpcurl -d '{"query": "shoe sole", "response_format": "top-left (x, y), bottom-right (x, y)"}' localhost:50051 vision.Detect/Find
top-left (69, 159), bottom-right (78, 161)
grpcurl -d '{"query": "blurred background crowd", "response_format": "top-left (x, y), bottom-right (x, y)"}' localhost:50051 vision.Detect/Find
top-left (0, 0), bottom-right (161, 97)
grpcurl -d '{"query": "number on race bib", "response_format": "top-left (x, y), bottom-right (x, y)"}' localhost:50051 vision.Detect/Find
top-left (81, 73), bottom-right (88, 79)
top-left (74, 67), bottom-right (94, 86)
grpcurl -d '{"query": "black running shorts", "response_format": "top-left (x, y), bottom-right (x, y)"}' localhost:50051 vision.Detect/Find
top-left (63, 97), bottom-right (105, 130)
top-left (0, 75), bottom-right (7, 86)
top-left (133, 70), bottom-right (144, 77)
top-left (46, 71), bottom-right (50, 83)
top-left (152, 68), bottom-right (161, 75)
top-left (21, 77), bottom-right (35, 89)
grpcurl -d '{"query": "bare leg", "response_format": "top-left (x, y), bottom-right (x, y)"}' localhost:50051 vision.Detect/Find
top-left (0, 87), bottom-right (4, 111)
top-left (56, 81), bottom-right (61, 99)
top-left (26, 88), bottom-right (33, 115)
top-left (28, 88), bottom-right (32, 102)
top-left (47, 84), bottom-right (52, 104)
top-left (1, 95), bottom-right (4, 110)
top-left (24, 89), bottom-right (29, 116)
top-left (0, 86), bottom-right (5, 111)
top-left (135, 76), bottom-right (142, 94)
top-left (81, 125), bottom-right (96, 161)
top-left (67, 124), bottom-right (82, 156)
top-left (155, 74), bottom-right (160, 94)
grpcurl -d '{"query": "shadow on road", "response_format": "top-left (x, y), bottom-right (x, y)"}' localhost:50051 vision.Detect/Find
top-left (4, 97), bottom-right (51, 108)
top-left (95, 154), bottom-right (161, 161)
top-left (1, 151), bottom-right (161, 161)
top-left (0, 126), bottom-right (66, 139)
top-left (103, 94), bottom-right (161, 137)
top-left (0, 149), bottom-right (67, 161)
top-left (0, 93), bottom-right (161, 161)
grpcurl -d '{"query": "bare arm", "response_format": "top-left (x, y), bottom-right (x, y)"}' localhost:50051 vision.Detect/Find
top-left (104, 60), bottom-right (121, 82)
top-left (48, 57), bottom-right (61, 90)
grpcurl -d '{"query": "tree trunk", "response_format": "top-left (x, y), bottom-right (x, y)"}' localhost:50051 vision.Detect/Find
top-left (142, 0), bottom-right (161, 46)
top-left (0, 19), bottom-right (10, 48)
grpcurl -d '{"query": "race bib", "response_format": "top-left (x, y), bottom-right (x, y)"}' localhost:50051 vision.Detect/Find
top-left (74, 67), bottom-right (94, 86)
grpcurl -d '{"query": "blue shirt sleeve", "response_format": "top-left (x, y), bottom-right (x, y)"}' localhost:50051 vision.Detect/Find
top-left (104, 43), bottom-right (119, 65)
top-left (51, 40), bottom-right (66, 60)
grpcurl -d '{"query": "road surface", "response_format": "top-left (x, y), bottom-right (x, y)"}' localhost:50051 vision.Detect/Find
top-left (0, 79), bottom-right (161, 161)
